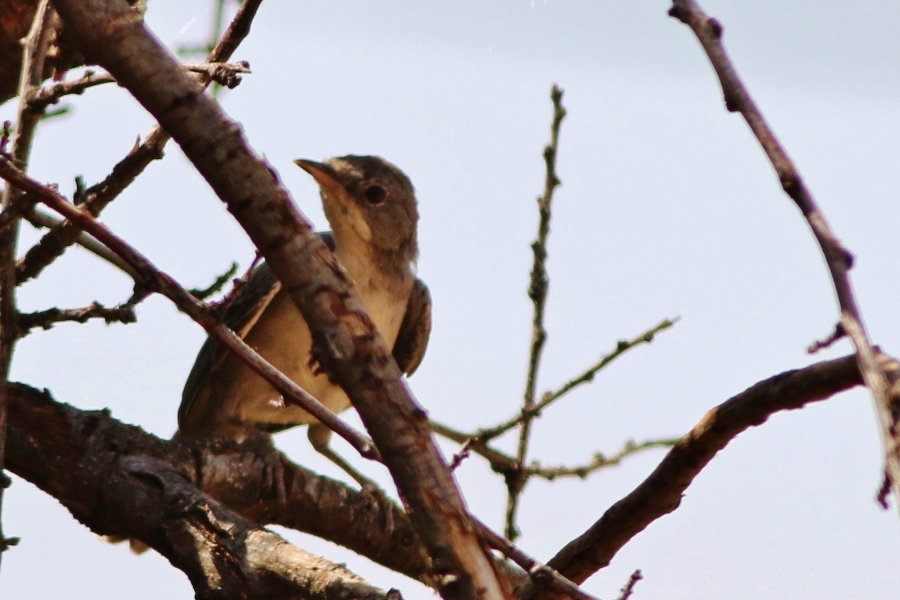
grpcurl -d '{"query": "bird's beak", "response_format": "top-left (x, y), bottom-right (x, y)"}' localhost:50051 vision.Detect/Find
top-left (294, 159), bottom-right (344, 196)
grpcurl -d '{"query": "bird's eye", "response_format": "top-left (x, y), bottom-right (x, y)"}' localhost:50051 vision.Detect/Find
top-left (364, 185), bottom-right (386, 205)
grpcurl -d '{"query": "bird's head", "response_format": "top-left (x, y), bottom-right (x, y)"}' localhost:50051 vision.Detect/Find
top-left (294, 155), bottom-right (419, 268)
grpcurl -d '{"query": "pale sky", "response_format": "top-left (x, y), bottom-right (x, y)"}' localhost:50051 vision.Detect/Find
top-left (1, 1), bottom-right (899, 598)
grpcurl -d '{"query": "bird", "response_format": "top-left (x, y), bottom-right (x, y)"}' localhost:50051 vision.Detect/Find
top-left (177, 155), bottom-right (431, 485)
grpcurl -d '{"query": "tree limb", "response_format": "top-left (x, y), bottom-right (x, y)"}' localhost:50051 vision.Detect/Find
top-left (669, 0), bottom-right (900, 513)
top-left (5, 384), bottom-right (398, 600)
top-left (530, 353), bottom-right (877, 597)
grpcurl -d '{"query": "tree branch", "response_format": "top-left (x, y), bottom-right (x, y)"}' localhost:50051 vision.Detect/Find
top-left (507, 84), bottom-right (567, 541)
top-left (4, 384), bottom-right (398, 600)
top-left (0, 0), bottom-right (55, 564)
top-left (530, 353), bottom-right (876, 596)
top-left (23, 61), bottom-right (251, 111)
top-left (49, 2), bottom-right (509, 598)
top-left (669, 0), bottom-right (900, 512)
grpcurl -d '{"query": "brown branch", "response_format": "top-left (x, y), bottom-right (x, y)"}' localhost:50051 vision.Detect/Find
top-left (614, 570), bottom-right (642, 600)
top-left (16, 297), bottom-right (144, 337)
top-left (477, 318), bottom-right (678, 444)
top-left (669, 0), bottom-right (900, 511)
top-left (187, 260), bottom-right (239, 301)
top-left (24, 209), bottom-right (138, 277)
top-left (473, 519), bottom-right (598, 600)
top-left (0, 158), bottom-right (379, 464)
top-left (524, 438), bottom-right (679, 480)
top-left (0, 0), bottom-right (55, 563)
top-left (529, 353), bottom-right (875, 596)
top-left (14, 0), bottom-right (264, 285)
top-left (50, 2), bottom-right (509, 599)
top-left (23, 61), bottom-right (251, 111)
top-left (507, 84), bottom-right (567, 541)
top-left (432, 421), bottom-right (676, 483)
top-left (5, 384), bottom-right (398, 600)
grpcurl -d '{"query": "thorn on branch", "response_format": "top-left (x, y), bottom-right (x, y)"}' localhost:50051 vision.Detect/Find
top-left (808, 322), bottom-right (846, 354)
top-left (0, 537), bottom-right (19, 553)
top-left (615, 569), bottom-right (643, 600)
top-left (188, 261), bottom-right (239, 301)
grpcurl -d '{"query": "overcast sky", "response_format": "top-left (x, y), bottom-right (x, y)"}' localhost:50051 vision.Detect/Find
top-left (2, 1), bottom-right (900, 598)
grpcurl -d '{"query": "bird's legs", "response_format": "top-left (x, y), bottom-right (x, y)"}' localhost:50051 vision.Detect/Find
top-left (307, 422), bottom-right (382, 491)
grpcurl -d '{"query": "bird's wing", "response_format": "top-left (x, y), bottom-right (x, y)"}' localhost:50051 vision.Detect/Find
top-left (392, 277), bottom-right (432, 376)
top-left (178, 233), bottom-right (336, 425)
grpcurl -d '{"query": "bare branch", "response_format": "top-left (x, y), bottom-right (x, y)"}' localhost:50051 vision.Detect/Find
top-left (5, 384), bottom-right (398, 600)
top-left (187, 260), bottom-right (239, 301)
top-left (23, 61), bottom-right (251, 111)
top-left (25, 209), bottom-right (138, 277)
top-left (16, 297), bottom-right (145, 337)
top-left (669, 0), bottom-right (900, 511)
top-left (433, 421), bottom-right (676, 483)
top-left (0, 0), bottom-right (56, 565)
top-left (50, 2), bottom-right (510, 597)
top-left (14, 0), bottom-right (264, 285)
top-left (0, 158), bottom-right (379, 464)
top-left (478, 318), bottom-right (678, 444)
top-left (524, 439), bottom-right (679, 481)
top-left (507, 84), bottom-right (567, 541)
top-left (535, 353), bottom-right (872, 593)
top-left (614, 570), bottom-right (642, 600)
top-left (474, 519), bottom-right (599, 600)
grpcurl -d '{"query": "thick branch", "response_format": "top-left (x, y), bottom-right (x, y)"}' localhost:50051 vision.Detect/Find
top-left (669, 0), bottom-right (900, 511)
top-left (5, 384), bottom-right (396, 600)
top-left (532, 353), bottom-right (873, 594)
top-left (50, 3), bottom-right (507, 598)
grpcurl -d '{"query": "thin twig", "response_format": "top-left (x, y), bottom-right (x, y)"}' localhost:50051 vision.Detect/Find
top-left (0, 0), bottom-right (55, 562)
top-left (14, 0), bottom-right (264, 285)
top-left (17, 298), bottom-right (143, 337)
top-left (506, 84), bottom-right (566, 541)
top-left (433, 420), bottom-right (676, 483)
top-left (669, 0), bottom-right (900, 511)
top-left (525, 438), bottom-right (680, 480)
top-left (24, 61), bottom-right (251, 111)
top-left (615, 570), bottom-right (642, 600)
top-left (479, 318), bottom-right (678, 444)
top-left (25, 209), bottom-right (138, 277)
top-left (187, 261), bottom-right (238, 301)
top-left (0, 157), bottom-right (381, 464)
top-left (807, 322), bottom-right (845, 354)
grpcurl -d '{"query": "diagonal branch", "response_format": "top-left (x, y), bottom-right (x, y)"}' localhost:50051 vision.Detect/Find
top-left (668, 0), bottom-right (900, 512)
top-left (49, 2), bottom-right (509, 599)
top-left (533, 353), bottom-right (880, 595)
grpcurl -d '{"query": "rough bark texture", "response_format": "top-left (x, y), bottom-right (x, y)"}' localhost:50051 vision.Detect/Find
top-left (5, 383), bottom-right (398, 599)
top-left (49, 2), bottom-right (507, 599)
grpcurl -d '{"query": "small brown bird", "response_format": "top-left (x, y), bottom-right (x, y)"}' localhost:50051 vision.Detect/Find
top-left (177, 155), bottom-right (431, 483)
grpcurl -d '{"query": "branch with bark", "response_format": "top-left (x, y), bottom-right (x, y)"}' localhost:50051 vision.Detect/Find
top-left (5, 383), bottom-right (401, 599)
top-left (668, 0), bottom-right (900, 512)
